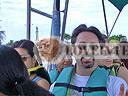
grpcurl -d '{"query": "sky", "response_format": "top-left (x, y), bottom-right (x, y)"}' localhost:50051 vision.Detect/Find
top-left (0, 0), bottom-right (128, 44)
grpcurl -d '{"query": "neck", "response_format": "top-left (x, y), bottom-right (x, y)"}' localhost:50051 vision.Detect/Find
top-left (76, 63), bottom-right (98, 76)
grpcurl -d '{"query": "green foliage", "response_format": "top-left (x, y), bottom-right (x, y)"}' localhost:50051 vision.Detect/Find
top-left (109, 34), bottom-right (126, 41)
top-left (6, 40), bottom-right (14, 47)
top-left (0, 31), bottom-right (5, 40)
top-left (64, 33), bottom-right (71, 41)
top-left (0, 31), bottom-right (5, 45)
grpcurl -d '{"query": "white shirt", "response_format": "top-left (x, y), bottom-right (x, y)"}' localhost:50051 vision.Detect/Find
top-left (71, 74), bottom-right (128, 96)
top-left (50, 74), bottom-right (128, 96)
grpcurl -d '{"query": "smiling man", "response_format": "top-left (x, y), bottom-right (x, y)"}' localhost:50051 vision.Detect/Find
top-left (50, 24), bottom-right (128, 96)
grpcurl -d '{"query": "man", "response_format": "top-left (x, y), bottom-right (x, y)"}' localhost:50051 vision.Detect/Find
top-left (50, 24), bottom-right (128, 96)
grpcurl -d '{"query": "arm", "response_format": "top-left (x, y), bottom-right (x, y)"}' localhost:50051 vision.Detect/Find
top-left (37, 78), bottom-right (50, 90)
top-left (108, 76), bottom-right (128, 96)
top-left (119, 84), bottom-right (128, 96)
top-left (118, 66), bottom-right (128, 84)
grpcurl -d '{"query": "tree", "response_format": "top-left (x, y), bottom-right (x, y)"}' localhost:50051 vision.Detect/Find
top-left (6, 40), bottom-right (14, 47)
top-left (64, 33), bottom-right (71, 42)
top-left (0, 31), bottom-right (5, 45)
top-left (109, 34), bottom-right (126, 41)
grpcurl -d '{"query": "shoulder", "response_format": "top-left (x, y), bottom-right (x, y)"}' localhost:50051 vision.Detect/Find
top-left (37, 78), bottom-right (50, 90)
top-left (107, 75), bottom-right (128, 95)
top-left (108, 75), bottom-right (128, 87)
top-left (108, 75), bottom-right (127, 84)
top-left (32, 75), bottom-right (42, 82)
top-left (37, 78), bottom-right (50, 84)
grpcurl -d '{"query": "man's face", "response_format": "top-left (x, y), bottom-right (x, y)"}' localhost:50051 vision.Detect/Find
top-left (74, 31), bottom-right (99, 68)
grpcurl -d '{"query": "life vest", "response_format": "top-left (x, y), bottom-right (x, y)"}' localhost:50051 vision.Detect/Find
top-left (49, 68), bottom-right (59, 84)
top-left (28, 66), bottom-right (51, 84)
top-left (32, 75), bottom-right (42, 82)
top-left (52, 66), bottom-right (111, 96)
top-left (28, 66), bottom-right (43, 76)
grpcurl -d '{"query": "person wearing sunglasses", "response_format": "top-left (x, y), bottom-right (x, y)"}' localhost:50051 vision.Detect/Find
top-left (50, 24), bottom-right (128, 96)
top-left (11, 39), bottom-right (51, 90)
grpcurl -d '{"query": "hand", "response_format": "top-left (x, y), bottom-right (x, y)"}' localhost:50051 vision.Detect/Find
top-left (119, 83), bottom-right (128, 96)
top-left (57, 57), bottom-right (72, 72)
top-left (57, 58), bottom-right (65, 72)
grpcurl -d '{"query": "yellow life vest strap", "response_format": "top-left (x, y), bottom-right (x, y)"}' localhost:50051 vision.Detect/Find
top-left (28, 66), bottom-right (43, 75)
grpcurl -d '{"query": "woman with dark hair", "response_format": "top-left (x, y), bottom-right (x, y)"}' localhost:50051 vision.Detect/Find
top-left (11, 39), bottom-right (51, 90)
top-left (0, 45), bottom-right (51, 96)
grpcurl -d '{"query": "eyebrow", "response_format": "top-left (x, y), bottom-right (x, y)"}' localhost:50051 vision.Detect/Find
top-left (78, 41), bottom-right (87, 43)
top-left (20, 54), bottom-right (30, 57)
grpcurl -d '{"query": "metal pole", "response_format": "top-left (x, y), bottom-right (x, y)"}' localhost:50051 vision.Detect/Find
top-left (61, 0), bottom-right (69, 41)
top-left (31, 8), bottom-right (52, 19)
top-left (27, 0), bottom-right (31, 40)
top-left (109, 11), bottom-right (121, 37)
top-left (102, 0), bottom-right (109, 38)
top-left (35, 26), bottom-right (39, 41)
top-left (51, 0), bottom-right (61, 38)
top-left (48, 0), bottom-right (61, 72)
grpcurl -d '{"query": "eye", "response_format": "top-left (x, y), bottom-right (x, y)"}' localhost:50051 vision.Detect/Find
top-left (21, 56), bottom-right (30, 61)
top-left (21, 57), bottom-right (28, 61)
top-left (78, 45), bottom-right (87, 50)
top-left (89, 45), bottom-right (99, 51)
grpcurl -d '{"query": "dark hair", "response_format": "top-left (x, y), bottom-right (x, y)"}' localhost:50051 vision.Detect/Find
top-left (102, 34), bottom-right (107, 39)
top-left (71, 24), bottom-right (105, 44)
top-left (11, 39), bottom-right (34, 57)
top-left (71, 24), bottom-right (87, 44)
top-left (12, 39), bottom-right (51, 85)
top-left (0, 45), bottom-right (49, 95)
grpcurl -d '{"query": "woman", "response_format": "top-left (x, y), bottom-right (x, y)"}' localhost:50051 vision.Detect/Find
top-left (97, 42), bottom-right (128, 84)
top-left (0, 45), bottom-right (50, 95)
top-left (119, 41), bottom-right (128, 69)
top-left (11, 39), bottom-right (51, 90)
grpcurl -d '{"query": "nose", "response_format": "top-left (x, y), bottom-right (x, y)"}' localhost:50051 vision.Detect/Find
top-left (81, 49), bottom-right (87, 55)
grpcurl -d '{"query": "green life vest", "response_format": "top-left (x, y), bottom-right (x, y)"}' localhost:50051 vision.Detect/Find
top-left (52, 66), bottom-right (111, 96)
top-left (49, 68), bottom-right (59, 84)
